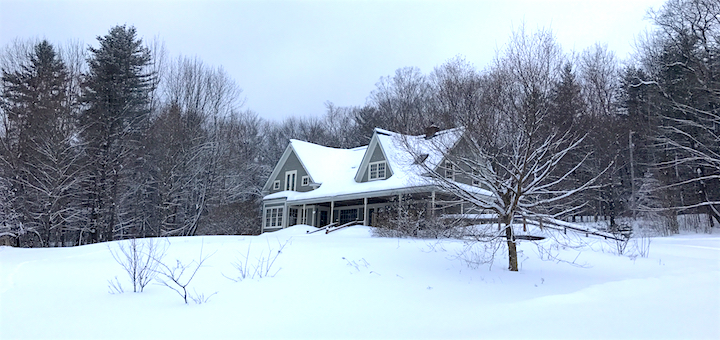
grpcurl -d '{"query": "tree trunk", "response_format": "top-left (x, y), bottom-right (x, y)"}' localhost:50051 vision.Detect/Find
top-left (505, 224), bottom-right (518, 271)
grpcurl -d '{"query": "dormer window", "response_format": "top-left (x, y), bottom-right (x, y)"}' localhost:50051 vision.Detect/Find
top-left (369, 161), bottom-right (387, 181)
top-left (472, 168), bottom-right (480, 186)
top-left (444, 160), bottom-right (455, 180)
top-left (285, 170), bottom-right (297, 191)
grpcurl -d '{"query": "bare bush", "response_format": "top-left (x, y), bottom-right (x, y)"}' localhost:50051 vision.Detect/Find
top-left (107, 276), bottom-right (124, 294)
top-left (372, 199), bottom-right (459, 239)
top-left (154, 241), bottom-right (216, 304)
top-left (454, 239), bottom-right (504, 271)
top-left (109, 238), bottom-right (167, 293)
top-left (223, 239), bottom-right (287, 281)
top-left (632, 235), bottom-right (652, 258)
top-left (189, 289), bottom-right (217, 304)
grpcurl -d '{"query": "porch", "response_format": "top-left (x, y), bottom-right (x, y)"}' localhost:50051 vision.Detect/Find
top-left (261, 189), bottom-right (481, 233)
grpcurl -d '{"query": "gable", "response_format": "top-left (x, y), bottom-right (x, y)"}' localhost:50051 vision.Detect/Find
top-left (261, 143), bottom-right (314, 194)
top-left (354, 131), bottom-right (394, 183)
top-left (432, 134), bottom-right (487, 188)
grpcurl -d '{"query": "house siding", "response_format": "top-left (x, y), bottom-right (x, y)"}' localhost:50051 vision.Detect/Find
top-left (437, 137), bottom-right (490, 190)
top-left (270, 150), bottom-right (312, 193)
top-left (360, 143), bottom-right (393, 182)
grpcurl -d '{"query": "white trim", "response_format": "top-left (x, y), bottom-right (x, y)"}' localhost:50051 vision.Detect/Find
top-left (285, 170), bottom-right (297, 191)
top-left (363, 197), bottom-right (368, 226)
top-left (278, 185), bottom-right (440, 206)
top-left (263, 206), bottom-right (284, 230)
top-left (369, 161), bottom-right (387, 181)
top-left (354, 130), bottom-right (391, 182)
top-left (301, 175), bottom-right (310, 187)
top-left (260, 143), bottom-right (314, 194)
top-left (444, 160), bottom-right (455, 181)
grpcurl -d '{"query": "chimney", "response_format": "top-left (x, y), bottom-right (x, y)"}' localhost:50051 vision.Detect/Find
top-left (425, 123), bottom-right (440, 139)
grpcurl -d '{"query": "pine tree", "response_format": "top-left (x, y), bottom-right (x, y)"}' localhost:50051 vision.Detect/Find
top-left (81, 25), bottom-right (153, 243)
top-left (1, 40), bottom-right (79, 247)
top-left (548, 62), bottom-right (584, 133)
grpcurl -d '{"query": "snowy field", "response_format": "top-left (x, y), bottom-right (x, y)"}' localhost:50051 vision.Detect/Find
top-left (1, 225), bottom-right (719, 339)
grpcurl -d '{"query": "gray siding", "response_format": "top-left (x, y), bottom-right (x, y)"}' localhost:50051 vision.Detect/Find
top-left (270, 150), bottom-right (313, 193)
top-left (438, 137), bottom-right (490, 190)
top-left (360, 144), bottom-right (393, 182)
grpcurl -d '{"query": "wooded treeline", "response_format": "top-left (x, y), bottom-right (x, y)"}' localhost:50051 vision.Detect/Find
top-left (1, 0), bottom-right (717, 247)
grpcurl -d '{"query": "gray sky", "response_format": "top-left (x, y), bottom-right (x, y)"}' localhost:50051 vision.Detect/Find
top-left (1, 0), bottom-right (665, 121)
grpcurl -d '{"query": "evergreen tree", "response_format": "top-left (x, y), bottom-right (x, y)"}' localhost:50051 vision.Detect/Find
top-left (0, 40), bottom-right (79, 247)
top-left (637, 0), bottom-right (719, 228)
top-left (548, 63), bottom-right (584, 133)
top-left (81, 25), bottom-right (154, 243)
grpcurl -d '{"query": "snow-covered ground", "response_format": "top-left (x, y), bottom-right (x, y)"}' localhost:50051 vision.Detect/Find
top-left (1, 226), bottom-right (718, 339)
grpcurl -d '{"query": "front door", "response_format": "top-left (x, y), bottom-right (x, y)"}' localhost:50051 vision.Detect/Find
top-left (289, 208), bottom-right (298, 226)
top-left (320, 210), bottom-right (328, 226)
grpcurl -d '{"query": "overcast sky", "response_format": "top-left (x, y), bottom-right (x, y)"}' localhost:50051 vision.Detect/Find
top-left (1, 0), bottom-right (666, 121)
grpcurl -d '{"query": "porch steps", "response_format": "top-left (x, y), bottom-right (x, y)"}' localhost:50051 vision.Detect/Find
top-left (305, 221), bottom-right (362, 235)
top-left (325, 220), bottom-right (362, 234)
top-left (306, 222), bottom-right (337, 234)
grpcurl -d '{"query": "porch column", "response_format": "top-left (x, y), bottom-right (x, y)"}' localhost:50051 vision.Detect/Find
top-left (261, 202), bottom-right (266, 233)
top-left (302, 204), bottom-right (307, 225)
top-left (398, 194), bottom-right (402, 220)
top-left (363, 197), bottom-right (368, 226)
top-left (330, 201), bottom-right (335, 223)
top-left (431, 191), bottom-right (436, 217)
top-left (312, 206), bottom-right (316, 227)
top-left (283, 202), bottom-right (289, 228)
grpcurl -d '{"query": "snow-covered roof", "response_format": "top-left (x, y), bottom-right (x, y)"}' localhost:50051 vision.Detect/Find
top-left (264, 127), bottom-right (472, 204)
top-left (289, 139), bottom-right (367, 186)
top-left (374, 127), bottom-right (463, 176)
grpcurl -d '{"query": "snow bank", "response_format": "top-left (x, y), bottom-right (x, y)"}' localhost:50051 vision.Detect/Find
top-left (1, 231), bottom-right (718, 339)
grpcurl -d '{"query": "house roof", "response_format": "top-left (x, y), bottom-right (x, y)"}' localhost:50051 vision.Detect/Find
top-left (263, 127), bottom-right (476, 204)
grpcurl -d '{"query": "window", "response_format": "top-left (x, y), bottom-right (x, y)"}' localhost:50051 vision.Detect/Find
top-left (472, 168), bottom-right (480, 186)
top-left (369, 161), bottom-right (387, 180)
top-left (301, 176), bottom-right (310, 186)
top-left (339, 209), bottom-right (358, 224)
top-left (273, 180), bottom-right (280, 190)
top-left (285, 170), bottom-right (297, 191)
top-left (265, 207), bottom-right (283, 228)
top-left (444, 160), bottom-right (455, 180)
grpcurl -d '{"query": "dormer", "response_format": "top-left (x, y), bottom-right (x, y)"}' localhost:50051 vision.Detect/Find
top-left (354, 129), bottom-right (394, 183)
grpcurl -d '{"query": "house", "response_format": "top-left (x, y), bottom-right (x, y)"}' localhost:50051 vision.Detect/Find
top-left (260, 126), bottom-right (492, 233)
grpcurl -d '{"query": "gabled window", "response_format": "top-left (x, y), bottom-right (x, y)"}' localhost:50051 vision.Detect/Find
top-left (444, 160), bottom-right (455, 180)
top-left (285, 170), bottom-right (297, 191)
top-left (472, 168), bottom-right (480, 186)
top-left (301, 176), bottom-right (310, 187)
top-left (369, 161), bottom-right (387, 181)
top-left (273, 180), bottom-right (280, 190)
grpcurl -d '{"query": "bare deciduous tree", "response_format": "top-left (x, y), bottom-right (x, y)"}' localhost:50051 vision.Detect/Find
top-left (370, 66), bottom-right (435, 134)
top-left (634, 0), bottom-right (719, 228)
top-left (409, 26), bottom-right (607, 271)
